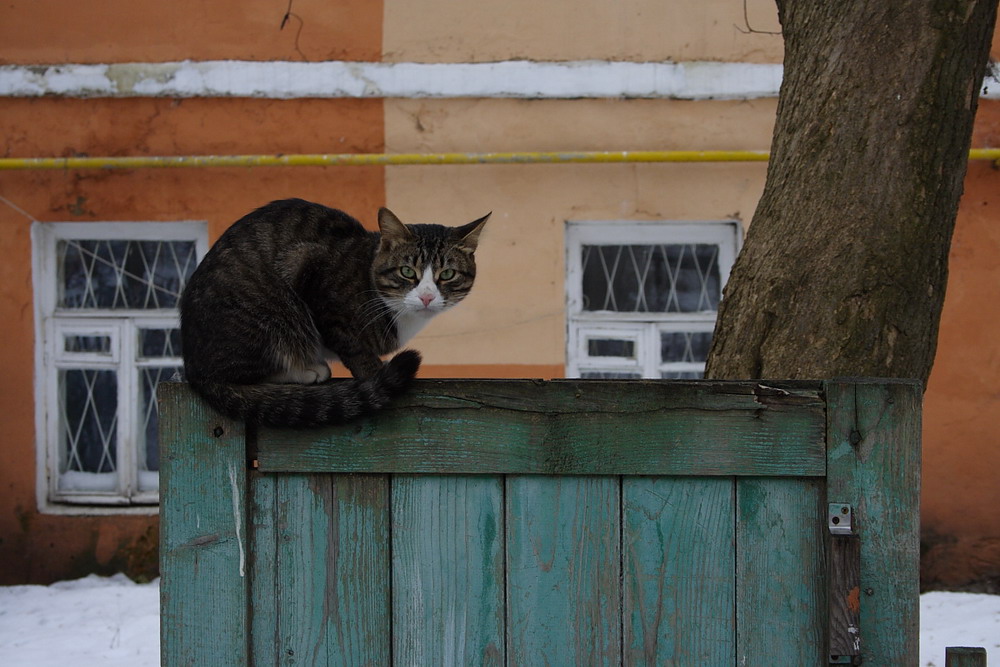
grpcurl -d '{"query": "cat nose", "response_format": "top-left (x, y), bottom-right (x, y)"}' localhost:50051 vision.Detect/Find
top-left (419, 294), bottom-right (434, 307)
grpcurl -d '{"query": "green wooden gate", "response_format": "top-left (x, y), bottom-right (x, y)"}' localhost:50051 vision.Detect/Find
top-left (159, 379), bottom-right (920, 666)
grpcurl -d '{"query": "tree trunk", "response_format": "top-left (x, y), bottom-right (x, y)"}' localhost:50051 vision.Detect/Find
top-left (705, 0), bottom-right (998, 384)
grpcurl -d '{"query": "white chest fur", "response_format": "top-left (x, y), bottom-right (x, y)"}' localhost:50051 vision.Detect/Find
top-left (394, 309), bottom-right (438, 346)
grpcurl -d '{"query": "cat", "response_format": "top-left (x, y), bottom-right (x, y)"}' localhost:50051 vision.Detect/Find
top-left (179, 198), bottom-right (489, 427)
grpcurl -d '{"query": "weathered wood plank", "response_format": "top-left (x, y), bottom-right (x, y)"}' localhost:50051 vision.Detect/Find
top-left (736, 477), bottom-right (826, 666)
top-left (506, 476), bottom-right (621, 665)
top-left (262, 473), bottom-right (390, 666)
top-left (622, 476), bottom-right (736, 665)
top-left (828, 534), bottom-right (862, 660)
top-left (256, 380), bottom-right (826, 476)
top-left (826, 380), bottom-right (922, 666)
top-left (391, 475), bottom-right (505, 666)
top-left (945, 646), bottom-right (988, 667)
top-left (159, 382), bottom-right (249, 666)
top-left (248, 472), bottom-right (278, 666)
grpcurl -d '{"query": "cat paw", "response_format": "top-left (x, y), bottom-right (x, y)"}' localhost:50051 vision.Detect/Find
top-left (267, 363), bottom-right (332, 384)
top-left (306, 363), bottom-right (333, 384)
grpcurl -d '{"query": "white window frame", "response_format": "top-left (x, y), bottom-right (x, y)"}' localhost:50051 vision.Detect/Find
top-left (565, 220), bottom-right (741, 379)
top-left (32, 221), bottom-right (207, 513)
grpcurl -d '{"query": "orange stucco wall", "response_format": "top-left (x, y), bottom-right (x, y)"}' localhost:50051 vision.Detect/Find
top-left (920, 101), bottom-right (1000, 589)
top-left (1, 0), bottom-right (382, 63)
top-left (0, 98), bottom-right (387, 583)
top-left (0, 0), bottom-right (387, 584)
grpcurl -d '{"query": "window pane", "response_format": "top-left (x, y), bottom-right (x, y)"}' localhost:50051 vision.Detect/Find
top-left (58, 239), bottom-right (197, 310)
top-left (581, 244), bottom-right (720, 313)
top-left (138, 366), bottom-right (178, 492)
top-left (580, 370), bottom-right (643, 379)
top-left (139, 328), bottom-right (182, 358)
top-left (59, 369), bottom-right (118, 492)
top-left (661, 370), bottom-right (705, 380)
top-left (660, 332), bottom-right (713, 363)
top-left (587, 338), bottom-right (635, 358)
top-left (64, 335), bottom-right (112, 354)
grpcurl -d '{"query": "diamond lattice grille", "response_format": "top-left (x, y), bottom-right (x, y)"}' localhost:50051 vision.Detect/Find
top-left (140, 366), bottom-right (177, 474)
top-left (660, 331), bottom-right (713, 363)
top-left (58, 240), bottom-right (197, 310)
top-left (139, 328), bottom-right (182, 358)
top-left (580, 244), bottom-right (721, 313)
top-left (60, 369), bottom-right (118, 474)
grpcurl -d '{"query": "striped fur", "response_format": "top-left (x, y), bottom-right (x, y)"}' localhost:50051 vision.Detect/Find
top-left (180, 199), bottom-right (488, 427)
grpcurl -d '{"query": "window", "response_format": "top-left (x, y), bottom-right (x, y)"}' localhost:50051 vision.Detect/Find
top-left (566, 220), bottom-right (740, 379)
top-left (33, 222), bottom-right (206, 508)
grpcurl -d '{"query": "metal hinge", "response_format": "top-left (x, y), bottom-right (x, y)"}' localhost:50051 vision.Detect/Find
top-left (828, 503), bottom-right (854, 536)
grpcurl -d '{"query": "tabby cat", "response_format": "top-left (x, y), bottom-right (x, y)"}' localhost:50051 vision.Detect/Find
top-left (180, 198), bottom-right (489, 427)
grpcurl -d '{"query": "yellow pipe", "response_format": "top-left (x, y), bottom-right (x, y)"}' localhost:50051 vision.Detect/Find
top-left (967, 148), bottom-right (1000, 161)
top-left (0, 148), bottom-right (997, 171)
top-left (0, 150), bottom-right (769, 170)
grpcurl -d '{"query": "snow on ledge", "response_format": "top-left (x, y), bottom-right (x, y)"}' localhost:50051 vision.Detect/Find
top-left (0, 60), bottom-right (785, 100)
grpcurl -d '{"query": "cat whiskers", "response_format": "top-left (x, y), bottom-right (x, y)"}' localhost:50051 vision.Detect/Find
top-left (356, 294), bottom-right (404, 351)
top-left (354, 289), bottom-right (393, 323)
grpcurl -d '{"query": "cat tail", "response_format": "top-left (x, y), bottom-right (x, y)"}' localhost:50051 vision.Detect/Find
top-left (189, 350), bottom-right (422, 428)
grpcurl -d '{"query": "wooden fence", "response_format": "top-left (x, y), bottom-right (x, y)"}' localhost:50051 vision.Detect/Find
top-left (159, 379), bottom-right (921, 665)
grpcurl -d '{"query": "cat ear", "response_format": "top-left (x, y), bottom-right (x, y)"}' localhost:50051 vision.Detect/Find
top-left (453, 212), bottom-right (491, 253)
top-left (377, 207), bottom-right (413, 245)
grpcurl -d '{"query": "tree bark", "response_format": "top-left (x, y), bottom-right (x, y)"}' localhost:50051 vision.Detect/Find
top-left (705, 0), bottom-right (998, 384)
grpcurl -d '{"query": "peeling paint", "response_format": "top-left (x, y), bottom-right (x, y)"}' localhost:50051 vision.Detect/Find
top-left (227, 462), bottom-right (245, 578)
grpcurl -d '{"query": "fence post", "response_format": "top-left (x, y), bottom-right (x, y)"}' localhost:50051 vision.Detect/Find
top-left (946, 647), bottom-right (988, 667)
top-left (825, 380), bottom-right (922, 665)
top-left (159, 382), bottom-right (249, 666)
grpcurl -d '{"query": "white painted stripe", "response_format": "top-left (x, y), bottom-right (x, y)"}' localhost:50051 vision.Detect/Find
top-left (4, 60), bottom-right (998, 101)
top-left (0, 59), bottom-right (784, 100)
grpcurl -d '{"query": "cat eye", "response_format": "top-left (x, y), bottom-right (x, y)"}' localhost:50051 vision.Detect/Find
top-left (399, 266), bottom-right (417, 279)
top-left (438, 268), bottom-right (456, 281)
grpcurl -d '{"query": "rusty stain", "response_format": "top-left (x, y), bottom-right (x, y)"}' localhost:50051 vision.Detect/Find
top-left (847, 585), bottom-right (861, 614)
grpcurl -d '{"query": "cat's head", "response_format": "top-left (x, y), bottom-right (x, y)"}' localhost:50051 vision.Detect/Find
top-left (373, 207), bottom-right (490, 317)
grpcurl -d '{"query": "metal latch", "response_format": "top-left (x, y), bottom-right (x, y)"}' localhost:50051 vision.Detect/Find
top-left (828, 503), bottom-right (854, 536)
top-left (828, 502), bottom-right (861, 663)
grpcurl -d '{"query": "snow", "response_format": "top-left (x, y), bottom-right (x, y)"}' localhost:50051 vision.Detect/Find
top-left (920, 591), bottom-right (1000, 665)
top-left (0, 575), bottom-right (997, 665)
top-left (0, 574), bottom-right (159, 666)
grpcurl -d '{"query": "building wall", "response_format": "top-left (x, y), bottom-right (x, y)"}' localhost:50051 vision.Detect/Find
top-left (383, 98), bottom-right (773, 371)
top-left (922, 102), bottom-right (1000, 588)
top-left (382, 0), bottom-right (783, 63)
top-left (1, 0), bottom-right (383, 62)
top-left (0, 1), bottom-right (388, 584)
top-left (0, 0), bottom-right (998, 589)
